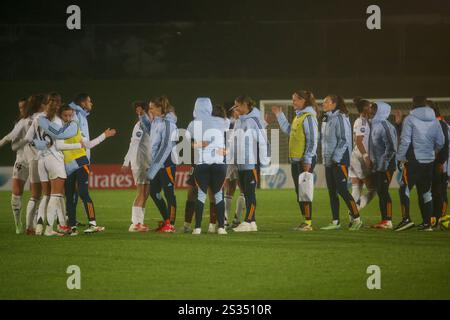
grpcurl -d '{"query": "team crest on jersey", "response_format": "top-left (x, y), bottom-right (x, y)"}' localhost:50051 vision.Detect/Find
top-left (136, 131), bottom-right (142, 138)
top-left (360, 127), bottom-right (366, 133)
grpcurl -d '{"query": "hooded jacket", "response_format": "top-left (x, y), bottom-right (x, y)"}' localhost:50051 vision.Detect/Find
top-left (186, 98), bottom-right (230, 165)
top-left (369, 101), bottom-right (397, 172)
top-left (321, 110), bottom-right (352, 167)
top-left (232, 107), bottom-right (270, 171)
top-left (397, 106), bottom-right (445, 164)
top-left (276, 106), bottom-right (318, 164)
top-left (140, 111), bottom-right (178, 180)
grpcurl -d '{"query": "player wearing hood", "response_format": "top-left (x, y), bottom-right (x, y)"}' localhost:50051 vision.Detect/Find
top-left (367, 101), bottom-right (397, 229)
top-left (272, 90), bottom-right (319, 231)
top-left (139, 96), bottom-right (178, 233)
top-left (320, 95), bottom-right (362, 230)
top-left (232, 96), bottom-right (270, 232)
top-left (396, 96), bottom-right (445, 231)
top-left (187, 97), bottom-right (230, 235)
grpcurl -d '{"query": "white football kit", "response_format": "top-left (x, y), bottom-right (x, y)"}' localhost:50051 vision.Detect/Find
top-left (25, 114), bottom-right (67, 182)
top-left (123, 122), bottom-right (151, 185)
top-left (349, 116), bottom-right (371, 179)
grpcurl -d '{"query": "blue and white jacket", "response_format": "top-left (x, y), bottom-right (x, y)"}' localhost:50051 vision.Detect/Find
top-left (397, 106), bottom-right (444, 164)
top-left (232, 107), bottom-right (270, 171)
top-left (186, 98), bottom-right (230, 165)
top-left (369, 101), bottom-right (397, 172)
top-left (140, 112), bottom-right (178, 180)
top-left (69, 102), bottom-right (91, 159)
top-left (321, 110), bottom-right (352, 167)
top-left (276, 106), bottom-right (318, 164)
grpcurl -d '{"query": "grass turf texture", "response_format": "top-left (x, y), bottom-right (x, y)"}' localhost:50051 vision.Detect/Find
top-left (0, 189), bottom-right (449, 300)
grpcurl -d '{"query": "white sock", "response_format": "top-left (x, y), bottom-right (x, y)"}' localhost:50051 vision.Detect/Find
top-left (235, 194), bottom-right (245, 221)
top-left (141, 207), bottom-right (146, 225)
top-left (359, 188), bottom-right (376, 209)
top-left (131, 206), bottom-right (140, 225)
top-left (26, 197), bottom-right (38, 229)
top-left (224, 195), bottom-right (232, 220)
top-left (47, 194), bottom-right (66, 227)
top-left (353, 217), bottom-right (361, 223)
top-left (332, 220), bottom-right (339, 225)
top-left (351, 184), bottom-right (362, 204)
top-left (37, 195), bottom-right (49, 225)
top-left (33, 198), bottom-right (40, 228)
top-left (59, 196), bottom-right (67, 224)
top-left (11, 194), bottom-right (22, 225)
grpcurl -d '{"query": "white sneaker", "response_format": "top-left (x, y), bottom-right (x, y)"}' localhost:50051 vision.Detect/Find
top-left (192, 228), bottom-right (202, 235)
top-left (217, 227), bottom-right (227, 235)
top-left (44, 226), bottom-right (64, 237)
top-left (250, 221), bottom-right (258, 232)
top-left (35, 224), bottom-right (44, 236)
top-left (233, 221), bottom-right (252, 232)
top-left (208, 223), bottom-right (217, 233)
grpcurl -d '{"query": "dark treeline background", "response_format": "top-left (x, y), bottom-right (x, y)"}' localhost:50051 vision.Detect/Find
top-left (1, 0), bottom-right (449, 165)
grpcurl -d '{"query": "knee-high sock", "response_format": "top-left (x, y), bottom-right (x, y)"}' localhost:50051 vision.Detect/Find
top-left (224, 195), bottom-right (232, 221)
top-left (359, 187), bottom-right (376, 209)
top-left (131, 206), bottom-right (140, 225)
top-left (141, 207), bottom-right (145, 224)
top-left (235, 193), bottom-right (245, 221)
top-left (209, 202), bottom-right (217, 224)
top-left (26, 197), bottom-right (38, 229)
top-left (37, 195), bottom-right (49, 225)
top-left (11, 194), bottom-right (22, 226)
top-left (47, 194), bottom-right (66, 227)
top-left (351, 184), bottom-right (362, 204)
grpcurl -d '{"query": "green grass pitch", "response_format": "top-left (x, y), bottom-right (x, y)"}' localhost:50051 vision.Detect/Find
top-left (0, 189), bottom-right (449, 300)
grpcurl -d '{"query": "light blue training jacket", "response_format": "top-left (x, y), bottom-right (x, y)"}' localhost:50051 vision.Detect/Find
top-left (69, 102), bottom-right (91, 159)
top-left (276, 106), bottom-right (318, 164)
top-left (186, 98), bottom-right (230, 165)
top-left (232, 107), bottom-right (270, 171)
top-left (369, 101), bottom-right (397, 172)
top-left (140, 112), bottom-right (178, 180)
top-left (397, 106), bottom-right (444, 164)
top-left (321, 110), bottom-right (352, 167)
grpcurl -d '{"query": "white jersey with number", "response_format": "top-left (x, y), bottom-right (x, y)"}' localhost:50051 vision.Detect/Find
top-left (123, 121), bottom-right (151, 171)
top-left (352, 116), bottom-right (370, 157)
top-left (24, 113), bottom-right (65, 162)
top-left (0, 118), bottom-right (30, 163)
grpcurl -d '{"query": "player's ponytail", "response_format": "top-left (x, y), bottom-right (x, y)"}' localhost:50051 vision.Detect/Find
top-left (46, 92), bottom-right (62, 120)
top-left (327, 94), bottom-right (348, 115)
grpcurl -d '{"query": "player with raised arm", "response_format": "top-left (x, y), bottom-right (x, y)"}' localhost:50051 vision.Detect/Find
top-left (0, 98), bottom-right (29, 233)
top-left (39, 104), bottom-right (116, 235)
top-left (122, 101), bottom-right (151, 232)
top-left (272, 90), bottom-right (319, 231)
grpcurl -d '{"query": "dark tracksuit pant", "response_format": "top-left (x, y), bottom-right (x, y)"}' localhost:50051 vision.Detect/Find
top-left (431, 162), bottom-right (448, 220)
top-left (400, 160), bottom-right (434, 225)
top-left (238, 168), bottom-right (259, 223)
top-left (325, 163), bottom-right (360, 223)
top-left (374, 160), bottom-right (395, 221)
top-left (194, 163), bottom-right (226, 228)
top-left (150, 165), bottom-right (177, 224)
top-left (291, 156), bottom-right (316, 221)
top-left (66, 163), bottom-right (95, 228)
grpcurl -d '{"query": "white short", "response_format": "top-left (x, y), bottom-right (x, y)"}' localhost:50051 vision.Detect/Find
top-left (28, 159), bottom-right (40, 184)
top-left (349, 152), bottom-right (371, 180)
top-left (38, 155), bottom-right (67, 182)
top-left (226, 164), bottom-right (239, 181)
top-left (132, 167), bottom-right (149, 185)
top-left (12, 161), bottom-right (29, 182)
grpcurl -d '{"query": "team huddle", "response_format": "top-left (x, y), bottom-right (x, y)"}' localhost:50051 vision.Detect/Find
top-left (1, 91), bottom-right (449, 236)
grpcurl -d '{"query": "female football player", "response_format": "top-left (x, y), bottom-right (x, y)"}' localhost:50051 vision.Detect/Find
top-left (320, 95), bottom-right (362, 230)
